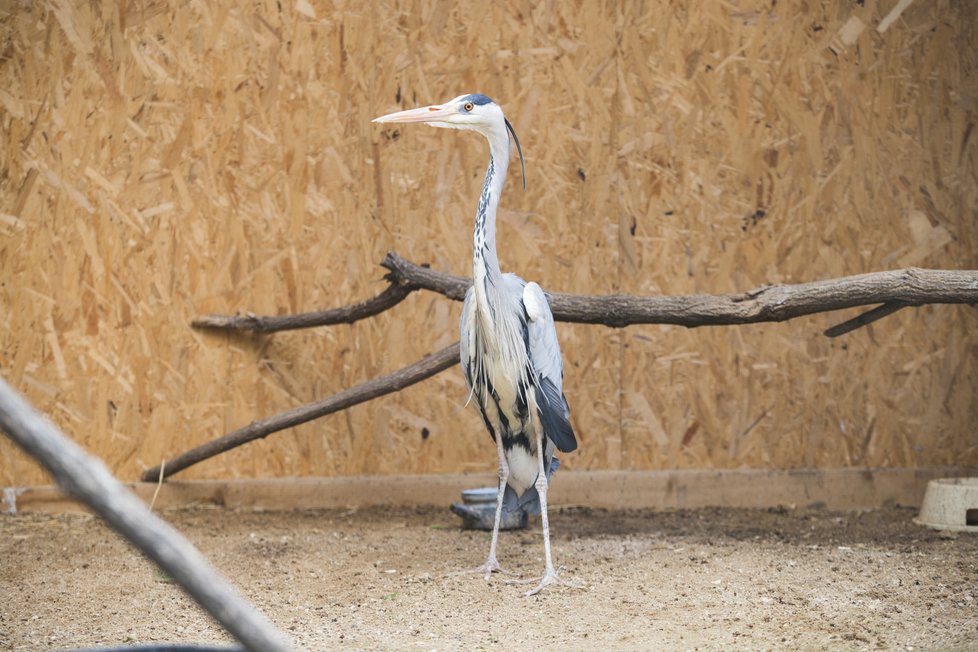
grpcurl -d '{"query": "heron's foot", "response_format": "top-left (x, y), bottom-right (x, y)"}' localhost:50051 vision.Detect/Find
top-left (510, 566), bottom-right (582, 596)
top-left (448, 556), bottom-right (514, 580)
top-left (479, 556), bottom-right (513, 581)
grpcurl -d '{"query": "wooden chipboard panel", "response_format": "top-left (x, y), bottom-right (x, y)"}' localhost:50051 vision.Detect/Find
top-left (1, 1), bottom-right (975, 486)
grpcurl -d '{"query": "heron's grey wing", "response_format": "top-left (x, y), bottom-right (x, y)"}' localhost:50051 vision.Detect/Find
top-left (460, 287), bottom-right (498, 443)
top-left (522, 282), bottom-right (577, 453)
top-left (459, 286), bottom-right (476, 391)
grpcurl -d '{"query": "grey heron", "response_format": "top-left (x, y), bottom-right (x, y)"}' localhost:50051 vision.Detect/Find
top-left (374, 94), bottom-right (578, 596)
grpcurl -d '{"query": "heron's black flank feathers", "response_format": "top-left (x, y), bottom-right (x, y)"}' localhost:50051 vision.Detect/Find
top-left (536, 377), bottom-right (577, 453)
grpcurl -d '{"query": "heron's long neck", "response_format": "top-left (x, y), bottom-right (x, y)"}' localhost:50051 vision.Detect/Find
top-left (472, 134), bottom-right (509, 296)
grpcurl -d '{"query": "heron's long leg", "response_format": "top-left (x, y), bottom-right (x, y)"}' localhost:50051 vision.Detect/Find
top-left (524, 436), bottom-right (559, 596)
top-left (448, 432), bottom-right (513, 579)
top-left (481, 432), bottom-right (510, 579)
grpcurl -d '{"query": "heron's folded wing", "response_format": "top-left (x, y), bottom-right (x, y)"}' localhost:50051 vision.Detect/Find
top-left (523, 282), bottom-right (577, 453)
top-left (459, 287), bottom-right (476, 390)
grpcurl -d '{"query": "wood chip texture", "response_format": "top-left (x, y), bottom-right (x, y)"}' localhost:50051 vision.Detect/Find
top-left (1, 1), bottom-right (976, 485)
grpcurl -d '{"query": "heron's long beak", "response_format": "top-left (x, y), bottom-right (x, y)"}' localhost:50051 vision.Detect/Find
top-left (372, 104), bottom-right (457, 124)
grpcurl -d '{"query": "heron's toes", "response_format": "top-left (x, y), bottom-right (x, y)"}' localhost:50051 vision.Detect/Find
top-left (511, 567), bottom-right (582, 596)
top-left (448, 557), bottom-right (514, 580)
top-left (480, 556), bottom-right (516, 580)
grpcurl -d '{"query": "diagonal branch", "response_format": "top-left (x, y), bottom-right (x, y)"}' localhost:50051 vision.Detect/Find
top-left (192, 282), bottom-right (415, 333)
top-left (379, 253), bottom-right (470, 300)
top-left (141, 343), bottom-right (460, 481)
top-left (157, 254), bottom-right (977, 483)
top-left (823, 301), bottom-right (910, 337)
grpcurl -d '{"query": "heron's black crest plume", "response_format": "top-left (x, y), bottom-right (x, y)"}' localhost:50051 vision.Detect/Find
top-left (504, 117), bottom-right (526, 192)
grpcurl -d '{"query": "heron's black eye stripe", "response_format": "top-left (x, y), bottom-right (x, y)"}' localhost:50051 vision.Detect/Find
top-left (463, 102), bottom-right (474, 112)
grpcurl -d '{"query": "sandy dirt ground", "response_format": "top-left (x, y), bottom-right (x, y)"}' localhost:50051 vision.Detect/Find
top-left (1, 503), bottom-right (976, 651)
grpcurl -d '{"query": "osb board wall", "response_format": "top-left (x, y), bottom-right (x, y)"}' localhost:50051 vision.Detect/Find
top-left (1, 0), bottom-right (976, 487)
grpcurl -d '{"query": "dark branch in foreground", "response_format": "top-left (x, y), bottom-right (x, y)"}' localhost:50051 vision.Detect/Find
top-left (141, 343), bottom-right (460, 481)
top-left (0, 378), bottom-right (293, 651)
top-left (156, 255), bottom-right (976, 482)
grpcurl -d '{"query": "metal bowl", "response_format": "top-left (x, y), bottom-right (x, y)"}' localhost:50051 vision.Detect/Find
top-left (450, 486), bottom-right (527, 530)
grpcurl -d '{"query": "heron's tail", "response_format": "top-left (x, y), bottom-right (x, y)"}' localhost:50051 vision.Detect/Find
top-left (501, 455), bottom-right (560, 516)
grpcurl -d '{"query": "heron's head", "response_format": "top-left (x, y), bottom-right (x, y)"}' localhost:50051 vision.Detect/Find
top-left (373, 93), bottom-right (526, 189)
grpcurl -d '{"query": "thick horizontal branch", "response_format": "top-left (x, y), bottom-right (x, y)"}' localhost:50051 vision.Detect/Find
top-left (381, 253), bottom-right (978, 330)
top-left (193, 253), bottom-right (977, 335)
top-left (141, 343), bottom-right (460, 481)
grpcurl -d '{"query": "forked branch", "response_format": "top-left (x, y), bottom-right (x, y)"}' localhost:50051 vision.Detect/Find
top-left (193, 252), bottom-right (978, 335)
top-left (141, 344), bottom-right (459, 481)
top-left (378, 253), bottom-right (978, 332)
top-left (147, 255), bottom-right (976, 481)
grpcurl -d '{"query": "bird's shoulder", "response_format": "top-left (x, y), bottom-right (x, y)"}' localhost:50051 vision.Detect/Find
top-left (499, 272), bottom-right (527, 292)
top-left (521, 281), bottom-right (553, 324)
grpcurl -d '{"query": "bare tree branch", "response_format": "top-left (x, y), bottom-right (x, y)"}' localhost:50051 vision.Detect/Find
top-left (380, 252), bottom-right (978, 330)
top-left (141, 343), bottom-right (460, 481)
top-left (193, 253), bottom-right (978, 334)
top-left (159, 254), bottom-right (976, 483)
top-left (192, 283), bottom-right (414, 333)
top-left (0, 377), bottom-right (294, 652)
top-left (380, 252), bottom-right (470, 300)
top-left (823, 301), bottom-right (910, 338)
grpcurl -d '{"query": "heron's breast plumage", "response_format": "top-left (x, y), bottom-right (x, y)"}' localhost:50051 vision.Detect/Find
top-left (462, 274), bottom-right (548, 495)
top-left (458, 139), bottom-right (569, 498)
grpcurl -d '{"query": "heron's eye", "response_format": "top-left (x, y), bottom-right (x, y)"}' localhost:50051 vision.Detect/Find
top-left (463, 102), bottom-right (474, 112)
